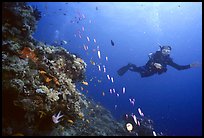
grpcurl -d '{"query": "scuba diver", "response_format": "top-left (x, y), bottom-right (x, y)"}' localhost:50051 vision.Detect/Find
top-left (117, 45), bottom-right (199, 78)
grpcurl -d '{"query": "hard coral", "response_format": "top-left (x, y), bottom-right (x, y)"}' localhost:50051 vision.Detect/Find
top-left (19, 47), bottom-right (38, 63)
top-left (39, 70), bottom-right (60, 86)
top-left (31, 6), bottom-right (41, 21)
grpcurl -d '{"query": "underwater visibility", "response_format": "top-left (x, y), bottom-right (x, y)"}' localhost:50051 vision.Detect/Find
top-left (2, 2), bottom-right (202, 136)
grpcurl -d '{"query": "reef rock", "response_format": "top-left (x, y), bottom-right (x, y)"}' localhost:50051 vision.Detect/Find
top-left (2, 2), bottom-right (159, 136)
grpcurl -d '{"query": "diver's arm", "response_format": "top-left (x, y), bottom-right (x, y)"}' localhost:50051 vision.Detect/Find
top-left (168, 60), bottom-right (191, 70)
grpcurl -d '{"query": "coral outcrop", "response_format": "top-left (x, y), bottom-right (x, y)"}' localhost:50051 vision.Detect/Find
top-left (2, 2), bottom-right (159, 136)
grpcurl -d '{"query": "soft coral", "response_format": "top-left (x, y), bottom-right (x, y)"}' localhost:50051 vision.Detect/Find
top-left (19, 47), bottom-right (38, 62)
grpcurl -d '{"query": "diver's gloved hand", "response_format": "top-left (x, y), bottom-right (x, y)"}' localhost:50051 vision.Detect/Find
top-left (154, 63), bottom-right (162, 69)
top-left (190, 62), bottom-right (200, 68)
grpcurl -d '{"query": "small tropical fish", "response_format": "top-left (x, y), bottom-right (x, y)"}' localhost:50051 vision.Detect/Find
top-left (153, 131), bottom-right (157, 136)
top-left (82, 26), bottom-right (85, 31)
top-left (132, 114), bottom-right (137, 125)
top-left (137, 121), bottom-right (140, 126)
top-left (109, 89), bottom-right (112, 94)
top-left (90, 60), bottom-right (95, 65)
top-left (97, 50), bottom-right (101, 59)
top-left (86, 119), bottom-right (90, 123)
top-left (114, 104), bottom-right (117, 109)
top-left (129, 98), bottom-right (135, 106)
top-left (126, 123), bottom-right (133, 132)
top-left (105, 56), bottom-right (108, 61)
top-left (90, 78), bottom-right (94, 81)
top-left (122, 87), bottom-right (126, 94)
top-left (86, 36), bottom-right (90, 42)
top-left (98, 65), bottom-right (101, 71)
top-left (82, 81), bottom-right (88, 85)
top-left (83, 44), bottom-right (88, 50)
top-left (79, 34), bottom-right (82, 38)
top-left (67, 119), bottom-right (74, 124)
top-left (111, 77), bottom-right (114, 83)
top-left (103, 65), bottom-right (106, 73)
top-left (112, 88), bottom-right (116, 93)
top-left (107, 74), bottom-right (110, 80)
top-left (138, 108), bottom-right (144, 116)
top-left (82, 14), bottom-right (85, 19)
top-left (61, 40), bottom-right (68, 44)
top-left (93, 38), bottom-right (96, 43)
top-left (81, 86), bottom-right (84, 91)
top-left (111, 40), bottom-right (114, 46)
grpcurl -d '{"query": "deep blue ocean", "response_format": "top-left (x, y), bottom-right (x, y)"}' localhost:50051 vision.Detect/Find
top-left (28, 2), bottom-right (202, 136)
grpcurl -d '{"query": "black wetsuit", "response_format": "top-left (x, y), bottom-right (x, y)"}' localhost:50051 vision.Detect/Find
top-left (129, 51), bottom-right (191, 77)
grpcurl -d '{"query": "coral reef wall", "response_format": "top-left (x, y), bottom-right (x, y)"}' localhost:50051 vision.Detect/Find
top-left (2, 2), bottom-right (129, 136)
top-left (2, 2), bottom-right (159, 136)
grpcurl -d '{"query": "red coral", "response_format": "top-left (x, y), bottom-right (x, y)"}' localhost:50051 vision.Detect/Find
top-left (39, 70), bottom-right (60, 86)
top-left (19, 47), bottom-right (38, 62)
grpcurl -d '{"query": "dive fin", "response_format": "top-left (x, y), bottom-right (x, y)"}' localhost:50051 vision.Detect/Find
top-left (117, 65), bottom-right (129, 76)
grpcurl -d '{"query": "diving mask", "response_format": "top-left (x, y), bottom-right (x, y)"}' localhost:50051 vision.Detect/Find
top-left (162, 48), bottom-right (171, 55)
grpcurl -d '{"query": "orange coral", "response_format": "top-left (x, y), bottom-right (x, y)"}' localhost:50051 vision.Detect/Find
top-left (45, 77), bottom-right (52, 83)
top-left (39, 70), bottom-right (60, 86)
top-left (19, 47), bottom-right (38, 62)
top-left (39, 70), bottom-right (46, 74)
top-left (52, 77), bottom-right (60, 86)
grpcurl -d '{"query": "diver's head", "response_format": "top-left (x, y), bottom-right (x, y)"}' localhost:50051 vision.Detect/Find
top-left (160, 46), bottom-right (171, 56)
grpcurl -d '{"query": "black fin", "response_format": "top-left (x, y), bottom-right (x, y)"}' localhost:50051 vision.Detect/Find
top-left (117, 65), bottom-right (129, 76)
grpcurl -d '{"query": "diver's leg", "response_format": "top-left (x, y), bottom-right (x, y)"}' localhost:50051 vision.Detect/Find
top-left (128, 63), bottom-right (143, 72)
top-left (117, 64), bottom-right (131, 76)
top-left (117, 63), bottom-right (149, 77)
top-left (118, 63), bottom-right (156, 78)
top-left (140, 71), bottom-right (155, 78)
top-left (128, 64), bottom-right (155, 77)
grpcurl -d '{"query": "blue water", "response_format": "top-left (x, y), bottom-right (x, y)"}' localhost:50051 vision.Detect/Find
top-left (28, 2), bottom-right (202, 136)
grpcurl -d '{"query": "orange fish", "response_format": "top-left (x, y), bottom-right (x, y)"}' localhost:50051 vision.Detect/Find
top-left (67, 119), bottom-right (74, 124)
top-left (82, 81), bottom-right (88, 85)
